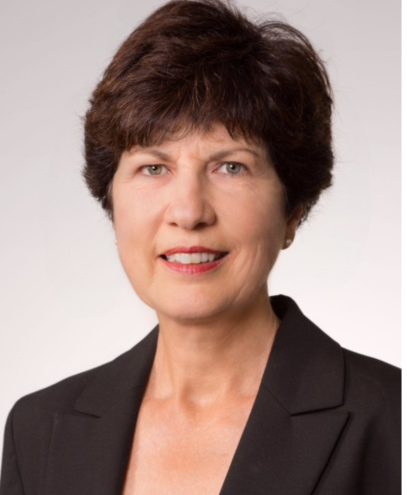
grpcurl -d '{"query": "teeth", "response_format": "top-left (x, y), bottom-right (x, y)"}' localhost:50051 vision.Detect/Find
top-left (165, 252), bottom-right (222, 264)
top-left (191, 253), bottom-right (201, 264)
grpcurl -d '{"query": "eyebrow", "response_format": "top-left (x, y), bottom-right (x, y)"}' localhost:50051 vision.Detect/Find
top-left (133, 147), bottom-right (261, 161)
top-left (136, 149), bottom-right (171, 161)
top-left (208, 148), bottom-right (261, 161)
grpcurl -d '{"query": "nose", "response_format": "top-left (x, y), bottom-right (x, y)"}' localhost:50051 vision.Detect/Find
top-left (164, 170), bottom-right (216, 230)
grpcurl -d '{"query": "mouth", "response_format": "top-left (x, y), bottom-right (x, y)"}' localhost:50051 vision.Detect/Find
top-left (160, 252), bottom-right (228, 264)
top-left (159, 247), bottom-right (229, 273)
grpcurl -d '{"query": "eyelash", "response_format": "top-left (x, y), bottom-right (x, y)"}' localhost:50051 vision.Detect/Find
top-left (217, 162), bottom-right (247, 175)
top-left (140, 165), bottom-right (168, 176)
top-left (139, 162), bottom-right (248, 176)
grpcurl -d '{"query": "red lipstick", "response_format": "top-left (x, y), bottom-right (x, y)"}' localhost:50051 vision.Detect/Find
top-left (160, 246), bottom-right (228, 275)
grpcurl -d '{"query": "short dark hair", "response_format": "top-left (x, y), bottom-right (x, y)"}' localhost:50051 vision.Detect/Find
top-left (83, 0), bottom-right (334, 222)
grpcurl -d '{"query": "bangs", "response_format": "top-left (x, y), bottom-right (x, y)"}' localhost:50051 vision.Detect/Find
top-left (102, 37), bottom-right (272, 152)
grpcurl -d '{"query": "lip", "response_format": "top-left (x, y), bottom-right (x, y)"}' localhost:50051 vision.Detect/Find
top-left (161, 246), bottom-right (225, 256)
top-left (159, 246), bottom-right (229, 275)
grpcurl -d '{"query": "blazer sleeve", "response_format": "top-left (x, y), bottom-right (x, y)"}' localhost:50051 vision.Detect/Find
top-left (0, 407), bottom-right (26, 495)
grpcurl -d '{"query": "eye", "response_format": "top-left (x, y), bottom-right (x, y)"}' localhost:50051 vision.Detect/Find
top-left (140, 165), bottom-right (168, 176)
top-left (218, 162), bottom-right (246, 175)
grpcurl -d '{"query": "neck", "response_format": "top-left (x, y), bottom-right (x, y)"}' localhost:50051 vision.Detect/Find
top-left (146, 290), bottom-right (279, 406)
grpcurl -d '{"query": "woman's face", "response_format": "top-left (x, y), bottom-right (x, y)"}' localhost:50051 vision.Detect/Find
top-left (112, 125), bottom-right (300, 324)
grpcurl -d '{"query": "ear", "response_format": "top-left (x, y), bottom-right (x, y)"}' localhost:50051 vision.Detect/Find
top-left (282, 205), bottom-right (305, 250)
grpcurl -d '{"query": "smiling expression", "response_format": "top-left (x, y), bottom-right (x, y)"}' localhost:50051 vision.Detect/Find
top-left (112, 125), bottom-right (300, 324)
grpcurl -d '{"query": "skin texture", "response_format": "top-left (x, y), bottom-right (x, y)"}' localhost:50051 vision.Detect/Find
top-left (113, 125), bottom-right (302, 494)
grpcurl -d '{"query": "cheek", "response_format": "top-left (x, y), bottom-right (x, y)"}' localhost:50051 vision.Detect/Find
top-left (112, 192), bottom-right (163, 286)
top-left (221, 191), bottom-right (287, 249)
top-left (223, 195), bottom-right (287, 288)
top-left (113, 187), bottom-right (160, 240)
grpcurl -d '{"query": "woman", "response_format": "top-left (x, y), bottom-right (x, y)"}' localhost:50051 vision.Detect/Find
top-left (0, 1), bottom-right (400, 494)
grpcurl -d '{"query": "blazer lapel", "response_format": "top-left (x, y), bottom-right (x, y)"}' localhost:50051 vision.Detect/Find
top-left (43, 296), bottom-right (348, 495)
top-left (220, 296), bottom-right (349, 495)
top-left (43, 328), bottom-right (158, 495)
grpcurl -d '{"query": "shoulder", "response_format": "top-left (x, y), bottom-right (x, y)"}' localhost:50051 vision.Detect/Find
top-left (343, 348), bottom-right (400, 397)
top-left (342, 348), bottom-right (400, 414)
top-left (8, 355), bottom-right (118, 447)
top-left (331, 349), bottom-right (401, 491)
top-left (1, 328), bottom-right (157, 492)
top-left (12, 361), bottom-right (108, 420)
top-left (10, 326), bottom-right (158, 429)
top-left (4, 363), bottom-right (108, 475)
top-left (336, 347), bottom-right (400, 476)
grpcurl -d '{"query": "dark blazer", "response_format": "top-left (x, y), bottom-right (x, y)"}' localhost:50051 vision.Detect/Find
top-left (0, 296), bottom-right (401, 495)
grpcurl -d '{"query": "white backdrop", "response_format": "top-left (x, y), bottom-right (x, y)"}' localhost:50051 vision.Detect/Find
top-left (0, 0), bottom-right (400, 458)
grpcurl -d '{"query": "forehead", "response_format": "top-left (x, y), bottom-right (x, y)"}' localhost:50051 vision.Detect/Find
top-left (127, 124), bottom-right (269, 161)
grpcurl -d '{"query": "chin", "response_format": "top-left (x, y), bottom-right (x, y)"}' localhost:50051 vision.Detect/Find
top-left (147, 289), bottom-right (234, 325)
top-left (162, 301), bottom-right (225, 324)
